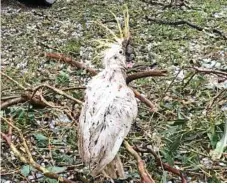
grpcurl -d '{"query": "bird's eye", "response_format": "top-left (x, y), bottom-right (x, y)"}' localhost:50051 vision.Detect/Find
top-left (114, 56), bottom-right (117, 59)
top-left (119, 50), bottom-right (123, 54)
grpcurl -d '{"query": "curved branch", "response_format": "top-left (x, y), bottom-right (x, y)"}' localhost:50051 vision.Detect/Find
top-left (126, 70), bottom-right (167, 84)
top-left (132, 89), bottom-right (157, 112)
top-left (1, 71), bottom-right (27, 90)
top-left (1, 97), bottom-right (26, 109)
top-left (45, 53), bottom-right (97, 76)
top-left (191, 66), bottom-right (227, 76)
top-left (145, 17), bottom-right (227, 40)
top-left (32, 84), bottom-right (83, 105)
top-left (124, 141), bottom-right (155, 183)
top-left (135, 146), bottom-right (187, 183)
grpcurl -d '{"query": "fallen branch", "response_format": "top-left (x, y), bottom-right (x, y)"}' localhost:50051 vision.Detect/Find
top-left (1, 117), bottom-right (74, 183)
top-left (135, 146), bottom-right (187, 183)
top-left (32, 84), bottom-right (83, 105)
top-left (1, 97), bottom-right (26, 109)
top-left (1, 92), bottom-right (48, 110)
top-left (1, 83), bottom-right (83, 110)
top-left (206, 89), bottom-right (226, 111)
top-left (139, 0), bottom-right (165, 6)
top-left (132, 89), bottom-right (157, 112)
top-left (62, 86), bottom-right (86, 91)
top-left (145, 17), bottom-right (227, 40)
top-left (126, 70), bottom-right (167, 84)
top-left (45, 53), bottom-right (97, 76)
top-left (191, 66), bottom-right (227, 77)
top-left (1, 95), bottom-right (21, 101)
top-left (123, 141), bottom-right (155, 183)
top-left (1, 71), bottom-right (27, 90)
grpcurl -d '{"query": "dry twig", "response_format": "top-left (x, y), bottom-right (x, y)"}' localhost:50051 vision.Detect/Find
top-left (1, 71), bottom-right (27, 90)
top-left (1, 97), bottom-right (26, 109)
top-left (191, 66), bottom-right (227, 77)
top-left (45, 53), bottom-right (97, 76)
top-left (135, 146), bottom-right (187, 183)
top-left (126, 70), bottom-right (167, 84)
top-left (32, 84), bottom-right (83, 105)
top-left (206, 89), bottom-right (226, 111)
top-left (1, 92), bottom-right (48, 110)
top-left (145, 17), bottom-right (227, 40)
top-left (123, 141), bottom-right (155, 183)
top-left (132, 89), bottom-right (157, 112)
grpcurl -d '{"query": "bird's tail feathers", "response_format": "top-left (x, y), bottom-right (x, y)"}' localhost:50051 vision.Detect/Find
top-left (103, 154), bottom-right (125, 179)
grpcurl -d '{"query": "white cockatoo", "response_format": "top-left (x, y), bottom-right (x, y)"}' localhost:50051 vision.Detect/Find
top-left (78, 39), bottom-right (138, 178)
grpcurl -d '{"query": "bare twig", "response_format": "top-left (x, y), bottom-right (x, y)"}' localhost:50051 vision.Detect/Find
top-left (45, 53), bottom-right (97, 76)
top-left (191, 66), bottom-right (227, 77)
top-left (1, 71), bottom-right (27, 90)
top-left (145, 17), bottom-right (227, 40)
top-left (1, 95), bottom-right (21, 100)
top-left (21, 91), bottom-right (47, 107)
top-left (62, 86), bottom-right (86, 91)
top-left (132, 89), bottom-right (157, 112)
top-left (1, 117), bottom-right (74, 183)
top-left (160, 69), bottom-right (182, 101)
top-left (139, 0), bottom-right (165, 6)
top-left (32, 84), bottom-right (83, 105)
top-left (135, 146), bottom-right (187, 183)
top-left (126, 70), bottom-right (167, 84)
top-left (1, 97), bottom-right (26, 109)
top-left (206, 89), bottom-right (226, 111)
top-left (0, 91), bottom-right (49, 110)
top-left (182, 72), bottom-right (196, 89)
top-left (123, 141), bottom-right (155, 183)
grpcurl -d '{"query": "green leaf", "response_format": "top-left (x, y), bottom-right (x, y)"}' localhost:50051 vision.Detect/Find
top-left (169, 135), bottom-right (182, 152)
top-left (161, 171), bottom-right (168, 183)
top-left (160, 149), bottom-right (174, 166)
top-left (44, 177), bottom-right (58, 183)
top-left (170, 119), bottom-right (188, 126)
top-left (33, 133), bottom-right (48, 142)
top-left (207, 132), bottom-right (219, 148)
top-left (20, 165), bottom-right (31, 177)
top-left (56, 71), bottom-right (70, 85)
top-left (47, 166), bottom-right (67, 173)
top-left (17, 109), bottom-right (26, 122)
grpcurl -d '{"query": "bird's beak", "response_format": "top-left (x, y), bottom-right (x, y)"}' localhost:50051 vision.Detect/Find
top-left (126, 62), bottom-right (134, 68)
top-left (122, 37), bottom-right (135, 69)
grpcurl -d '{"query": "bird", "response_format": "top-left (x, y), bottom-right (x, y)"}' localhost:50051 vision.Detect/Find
top-left (78, 40), bottom-right (138, 178)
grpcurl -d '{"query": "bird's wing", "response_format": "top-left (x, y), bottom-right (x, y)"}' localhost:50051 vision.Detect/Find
top-left (78, 73), bottom-right (116, 162)
top-left (80, 75), bottom-right (137, 173)
top-left (90, 89), bottom-right (137, 175)
top-left (79, 71), bottom-right (137, 175)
